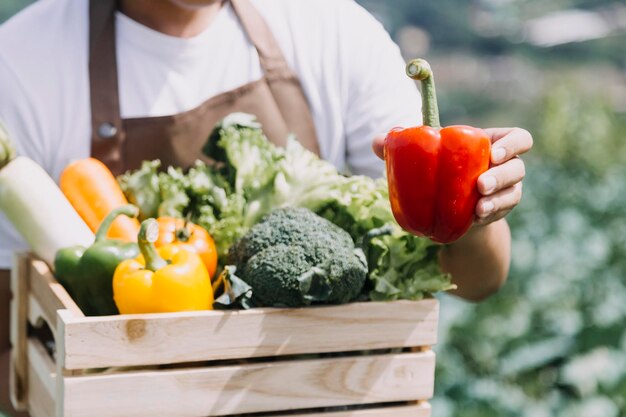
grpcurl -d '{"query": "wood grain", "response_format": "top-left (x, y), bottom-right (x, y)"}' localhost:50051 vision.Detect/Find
top-left (27, 295), bottom-right (46, 328)
top-left (59, 299), bottom-right (438, 369)
top-left (29, 258), bottom-right (83, 331)
top-left (9, 252), bottom-right (29, 411)
top-left (274, 403), bottom-right (431, 417)
top-left (60, 351), bottom-right (435, 417)
top-left (19, 257), bottom-right (439, 416)
top-left (56, 310), bottom-right (72, 417)
top-left (27, 338), bottom-right (55, 417)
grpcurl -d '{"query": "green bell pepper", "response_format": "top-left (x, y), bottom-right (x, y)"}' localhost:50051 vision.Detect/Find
top-left (54, 204), bottom-right (140, 316)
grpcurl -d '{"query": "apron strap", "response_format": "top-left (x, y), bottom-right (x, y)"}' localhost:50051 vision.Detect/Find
top-left (88, 0), bottom-right (321, 163)
top-left (230, 0), bottom-right (321, 156)
top-left (230, 0), bottom-right (291, 78)
top-left (89, 0), bottom-right (125, 173)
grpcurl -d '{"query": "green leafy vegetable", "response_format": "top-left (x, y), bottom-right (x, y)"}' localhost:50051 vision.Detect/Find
top-left (157, 167), bottom-right (189, 218)
top-left (118, 160), bottom-right (161, 220)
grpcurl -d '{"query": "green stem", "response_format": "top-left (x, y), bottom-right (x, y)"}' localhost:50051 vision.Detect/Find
top-left (176, 226), bottom-right (191, 242)
top-left (0, 122), bottom-right (16, 170)
top-left (138, 219), bottom-right (168, 272)
top-left (406, 59), bottom-right (441, 129)
top-left (95, 204), bottom-right (140, 242)
top-left (175, 215), bottom-right (192, 242)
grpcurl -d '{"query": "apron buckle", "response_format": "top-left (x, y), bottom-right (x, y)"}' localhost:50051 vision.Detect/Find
top-left (98, 122), bottom-right (118, 139)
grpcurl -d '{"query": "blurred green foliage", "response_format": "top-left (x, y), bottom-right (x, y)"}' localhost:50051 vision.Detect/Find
top-left (0, 0), bottom-right (33, 24)
top-left (435, 86), bottom-right (626, 416)
top-left (533, 82), bottom-right (626, 174)
top-left (359, 0), bottom-right (626, 65)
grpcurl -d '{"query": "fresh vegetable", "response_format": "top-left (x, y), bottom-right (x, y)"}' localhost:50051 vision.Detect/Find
top-left (113, 219), bottom-right (213, 314)
top-left (119, 160), bottom-right (246, 258)
top-left (118, 159), bottom-right (162, 220)
top-left (54, 205), bottom-right (140, 315)
top-left (384, 59), bottom-right (491, 243)
top-left (60, 158), bottom-right (141, 241)
top-left (154, 217), bottom-right (218, 279)
top-left (228, 207), bottom-right (367, 307)
top-left (119, 114), bottom-right (453, 301)
top-left (0, 122), bottom-right (94, 267)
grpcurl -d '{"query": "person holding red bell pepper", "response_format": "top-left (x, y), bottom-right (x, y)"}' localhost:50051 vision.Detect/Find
top-left (373, 59), bottom-right (532, 302)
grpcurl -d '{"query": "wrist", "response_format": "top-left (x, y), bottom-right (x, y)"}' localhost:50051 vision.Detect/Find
top-left (446, 220), bottom-right (499, 251)
top-left (440, 219), bottom-right (511, 302)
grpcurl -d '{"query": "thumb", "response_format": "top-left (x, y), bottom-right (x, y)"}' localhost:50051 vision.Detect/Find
top-left (372, 134), bottom-right (386, 160)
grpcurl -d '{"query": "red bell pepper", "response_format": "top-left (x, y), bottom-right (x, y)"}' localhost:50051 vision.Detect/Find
top-left (385, 59), bottom-right (491, 243)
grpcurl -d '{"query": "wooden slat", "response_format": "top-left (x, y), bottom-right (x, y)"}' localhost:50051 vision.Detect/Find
top-left (9, 252), bottom-right (29, 411)
top-left (28, 338), bottom-right (56, 398)
top-left (59, 299), bottom-right (438, 369)
top-left (273, 403), bottom-right (431, 417)
top-left (57, 310), bottom-right (70, 417)
top-left (27, 338), bottom-right (56, 417)
top-left (29, 259), bottom-right (83, 331)
top-left (60, 351), bottom-right (435, 417)
top-left (28, 294), bottom-right (46, 328)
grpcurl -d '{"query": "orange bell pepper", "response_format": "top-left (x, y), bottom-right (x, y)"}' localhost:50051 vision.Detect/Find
top-left (154, 217), bottom-right (218, 279)
top-left (113, 219), bottom-right (213, 314)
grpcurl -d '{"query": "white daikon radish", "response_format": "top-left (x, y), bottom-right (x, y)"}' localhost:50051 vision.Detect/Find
top-left (0, 123), bottom-right (94, 267)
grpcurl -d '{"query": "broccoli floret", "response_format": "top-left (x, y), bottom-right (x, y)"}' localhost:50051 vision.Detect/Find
top-left (229, 207), bottom-right (367, 307)
top-left (229, 207), bottom-right (353, 268)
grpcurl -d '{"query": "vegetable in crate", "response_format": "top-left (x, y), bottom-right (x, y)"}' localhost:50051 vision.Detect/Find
top-left (119, 160), bottom-right (247, 258)
top-left (385, 59), bottom-right (491, 243)
top-left (228, 207), bottom-right (368, 307)
top-left (113, 219), bottom-right (213, 314)
top-left (54, 205), bottom-right (140, 316)
top-left (154, 217), bottom-right (218, 279)
top-left (60, 158), bottom-right (141, 241)
top-left (0, 122), bottom-right (94, 267)
top-left (120, 114), bottom-right (453, 301)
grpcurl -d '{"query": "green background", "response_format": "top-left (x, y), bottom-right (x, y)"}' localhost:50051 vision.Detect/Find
top-left (2, 1), bottom-right (626, 416)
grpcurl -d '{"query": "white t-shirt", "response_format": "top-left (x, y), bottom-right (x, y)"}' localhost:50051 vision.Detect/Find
top-left (0, 0), bottom-right (422, 268)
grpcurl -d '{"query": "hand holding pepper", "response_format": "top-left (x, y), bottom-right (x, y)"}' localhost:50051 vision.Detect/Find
top-left (372, 60), bottom-right (532, 238)
top-left (473, 127), bottom-right (532, 225)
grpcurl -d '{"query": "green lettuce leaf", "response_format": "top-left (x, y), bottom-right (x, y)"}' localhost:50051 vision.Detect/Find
top-left (364, 228), bottom-right (455, 301)
top-left (118, 160), bottom-right (162, 220)
top-left (157, 167), bottom-right (189, 218)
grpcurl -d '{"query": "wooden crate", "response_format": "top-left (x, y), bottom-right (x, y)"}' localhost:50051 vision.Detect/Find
top-left (10, 253), bottom-right (439, 417)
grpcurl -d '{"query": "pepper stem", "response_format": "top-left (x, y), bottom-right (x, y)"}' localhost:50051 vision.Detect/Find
top-left (95, 204), bottom-right (140, 242)
top-left (175, 216), bottom-right (192, 242)
top-left (138, 219), bottom-right (168, 272)
top-left (176, 226), bottom-right (191, 242)
top-left (406, 59), bottom-right (441, 129)
top-left (0, 122), bottom-right (16, 170)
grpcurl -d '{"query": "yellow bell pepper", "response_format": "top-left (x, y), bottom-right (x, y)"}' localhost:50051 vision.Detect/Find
top-left (113, 219), bottom-right (213, 314)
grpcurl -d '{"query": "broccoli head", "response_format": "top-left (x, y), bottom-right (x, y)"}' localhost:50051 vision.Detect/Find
top-left (229, 207), bottom-right (367, 307)
top-left (229, 207), bottom-right (354, 268)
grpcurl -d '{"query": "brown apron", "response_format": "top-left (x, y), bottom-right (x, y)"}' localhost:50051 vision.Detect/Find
top-left (88, 0), bottom-right (320, 175)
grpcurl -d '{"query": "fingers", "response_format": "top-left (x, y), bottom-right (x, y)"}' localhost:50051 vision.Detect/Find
top-left (484, 127), bottom-right (533, 165)
top-left (375, 127), bottom-right (533, 166)
top-left (372, 134), bottom-right (386, 160)
top-left (475, 182), bottom-right (523, 224)
top-left (477, 157), bottom-right (525, 196)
